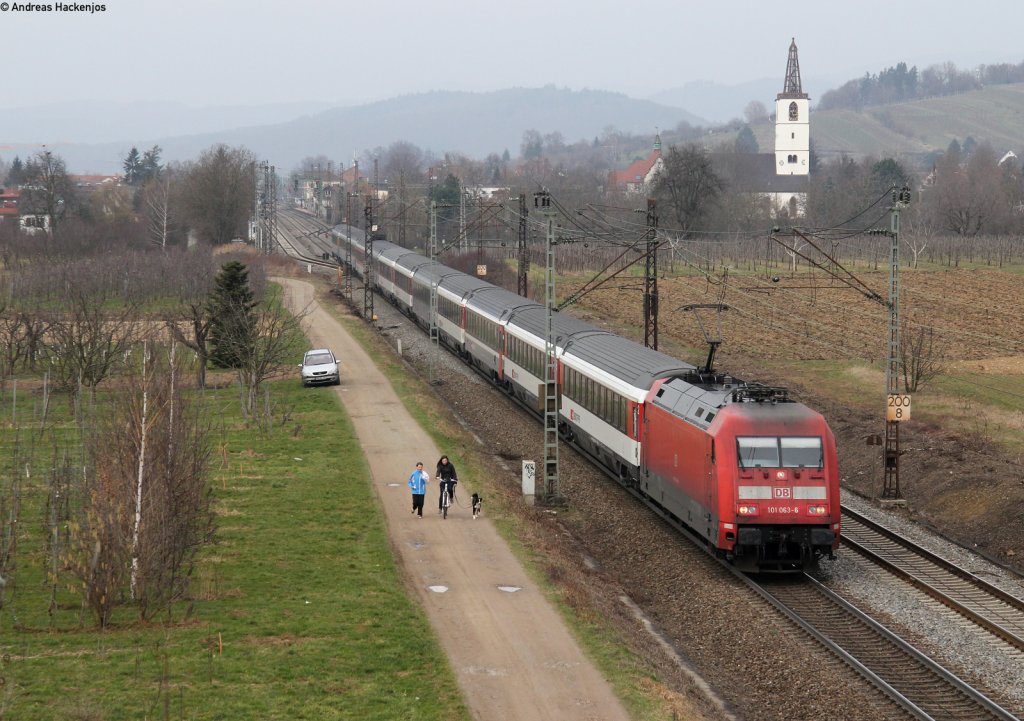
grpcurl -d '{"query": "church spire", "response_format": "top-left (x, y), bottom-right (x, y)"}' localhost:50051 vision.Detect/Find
top-left (782, 37), bottom-right (804, 97)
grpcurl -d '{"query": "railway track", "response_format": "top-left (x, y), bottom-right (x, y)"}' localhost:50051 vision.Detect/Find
top-left (751, 573), bottom-right (1017, 721)
top-left (274, 208), bottom-right (337, 269)
top-left (276, 208), bottom-right (1022, 721)
top-left (840, 505), bottom-right (1024, 653)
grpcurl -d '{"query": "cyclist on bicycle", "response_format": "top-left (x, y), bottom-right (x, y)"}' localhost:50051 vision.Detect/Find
top-left (436, 455), bottom-right (458, 514)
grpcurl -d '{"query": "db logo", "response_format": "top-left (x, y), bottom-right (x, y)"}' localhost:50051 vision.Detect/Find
top-left (569, 409), bottom-right (578, 421)
top-left (773, 488), bottom-right (791, 499)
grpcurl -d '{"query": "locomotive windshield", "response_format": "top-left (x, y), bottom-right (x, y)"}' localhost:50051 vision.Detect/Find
top-left (737, 436), bottom-right (823, 469)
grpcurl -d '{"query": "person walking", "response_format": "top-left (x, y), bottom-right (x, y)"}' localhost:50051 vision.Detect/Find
top-left (436, 455), bottom-right (458, 514)
top-left (408, 462), bottom-right (429, 518)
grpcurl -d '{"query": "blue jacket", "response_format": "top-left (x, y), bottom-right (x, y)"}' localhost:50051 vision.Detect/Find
top-left (407, 469), bottom-right (429, 495)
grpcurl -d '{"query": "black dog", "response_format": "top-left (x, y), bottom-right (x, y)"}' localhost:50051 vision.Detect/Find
top-left (471, 493), bottom-right (482, 519)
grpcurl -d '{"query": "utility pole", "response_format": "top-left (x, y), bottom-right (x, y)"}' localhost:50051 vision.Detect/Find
top-left (343, 182), bottom-right (353, 299)
top-left (517, 193), bottom-right (529, 297)
top-left (399, 171), bottom-right (407, 248)
top-left (429, 201), bottom-right (441, 383)
top-left (643, 198), bottom-right (659, 350)
top-left (364, 197), bottom-right (375, 322)
top-left (264, 164), bottom-right (277, 254)
top-left (459, 181), bottom-right (466, 252)
top-left (882, 186), bottom-right (912, 502)
top-left (535, 191), bottom-right (565, 508)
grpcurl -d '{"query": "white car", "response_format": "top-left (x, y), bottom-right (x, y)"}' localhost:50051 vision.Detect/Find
top-left (299, 348), bottom-right (340, 387)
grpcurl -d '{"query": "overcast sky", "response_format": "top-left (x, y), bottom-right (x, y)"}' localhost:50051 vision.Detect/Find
top-left (2, 0), bottom-right (1022, 109)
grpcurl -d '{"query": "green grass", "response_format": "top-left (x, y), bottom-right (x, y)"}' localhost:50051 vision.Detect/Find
top-left (0, 379), bottom-right (467, 721)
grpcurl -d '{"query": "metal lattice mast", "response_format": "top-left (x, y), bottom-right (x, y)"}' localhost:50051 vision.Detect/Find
top-left (459, 181), bottom-right (466, 251)
top-left (535, 191), bottom-right (564, 507)
top-left (429, 201), bottom-right (441, 384)
top-left (517, 193), bottom-right (529, 297)
top-left (882, 186), bottom-right (912, 500)
top-left (343, 174), bottom-right (353, 299)
top-left (399, 171), bottom-right (407, 247)
top-left (261, 164), bottom-right (268, 252)
top-left (268, 165), bottom-right (278, 253)
top-left (251, 161), bottom-right (260, 248)
top-left (363, 198), bottom-right (375, 322)
top-left (643, 198), bottom-right (659, 349)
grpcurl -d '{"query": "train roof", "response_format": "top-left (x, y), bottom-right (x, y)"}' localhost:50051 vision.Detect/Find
top-left (439, 272), bottom-right (495, 299)
top-left (652, 377), bottom-right (811, 431)
top-left (565, 332), bottom-right (697, 390)
top-left (466, 285), bottom-right (539, 318)
top-left (379, 245), bottom-right (417, 264)
top-left (505, 305), bottom-right (601, 344)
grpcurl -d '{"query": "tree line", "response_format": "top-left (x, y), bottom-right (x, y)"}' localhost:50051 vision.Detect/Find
top-left (818, 59), bottom-right (1024, 112)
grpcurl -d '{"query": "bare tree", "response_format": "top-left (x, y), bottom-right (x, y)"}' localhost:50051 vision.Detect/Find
top-left (744, 100), bottom-right (769, 124)
top-left (180, 144), bottom-right (256, 244)
top-left (900, 319), bottom-right (944, 392)
top-left (21, 150), bottom-right (73, 233)
top-left (650, 143), bottom-right (725, 237)
top-left (230, 299), bottom-right (307, 417)
top-left (44, 281), bottom-right (142, 393)
top-left (67, 343), bottom-right (214, 625)
top-left (144, 173), bottom-right (174, 250)
top-left (164, 247), bottom-right (217, 388)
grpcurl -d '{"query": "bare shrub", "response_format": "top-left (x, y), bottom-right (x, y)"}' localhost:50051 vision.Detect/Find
top-left (65, 342), bottom-right (214, 626)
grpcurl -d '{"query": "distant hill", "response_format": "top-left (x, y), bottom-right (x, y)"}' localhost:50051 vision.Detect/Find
top-left (743, 83), bottom-right (1024, 168)
top-left (0, 100), bottom-right (339, 146)
top-left (648, 73), bottom-right (850, 124)
top-left (33, 88), bottom-right (707, 174)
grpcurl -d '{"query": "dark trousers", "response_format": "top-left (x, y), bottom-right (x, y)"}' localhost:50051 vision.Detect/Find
top-left (412, 493), bottom-right (424, 516)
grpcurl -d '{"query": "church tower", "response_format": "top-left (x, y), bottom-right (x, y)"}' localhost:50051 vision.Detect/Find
top-left (774, 38), bottom-right (809, 176)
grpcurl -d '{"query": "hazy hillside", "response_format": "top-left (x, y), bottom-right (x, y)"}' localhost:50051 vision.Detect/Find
top-left (745, 83), bottom-right (1024, 167)
top-left (0, 100), bottom-right (338, 146)
top-left (649, 73), bottom-right (848, 124)
top-left (43, 88), bottom-right (706, 174)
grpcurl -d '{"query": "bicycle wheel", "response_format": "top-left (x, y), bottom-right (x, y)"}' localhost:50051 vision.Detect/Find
top-left (442, 490), bottom-right (449, 519)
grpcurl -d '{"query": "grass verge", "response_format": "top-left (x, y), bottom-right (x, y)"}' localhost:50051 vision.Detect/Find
top-left (1, 376), bottom-right (466, 721)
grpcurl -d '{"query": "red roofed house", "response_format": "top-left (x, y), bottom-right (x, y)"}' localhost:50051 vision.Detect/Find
top-left (0, 188), bottom-right (19, 224)
top-left (607, 135), bottom-right (663, 195)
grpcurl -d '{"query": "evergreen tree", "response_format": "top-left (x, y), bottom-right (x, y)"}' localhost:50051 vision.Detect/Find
top-left (207, 261), bottom-right (256, 368)
top-left (6, 156), bottom-right (24, 186)
top-left (734, 125), bottom-right (759, 154)
top-left (123, 147), bottom-right (142, 185)
top-left (140, 145), bottom-right (162, 184)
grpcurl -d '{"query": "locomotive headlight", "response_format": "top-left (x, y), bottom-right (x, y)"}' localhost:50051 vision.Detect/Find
top-left (737, 504), bottom-right (759, 516)
top-left (775, 470), bottom-right (787, 480)
top-left (807, 505), bottom-right (827, 516)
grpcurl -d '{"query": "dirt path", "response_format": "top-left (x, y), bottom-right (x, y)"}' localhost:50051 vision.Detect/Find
top-left (279, 278), bottom-right (632, 721)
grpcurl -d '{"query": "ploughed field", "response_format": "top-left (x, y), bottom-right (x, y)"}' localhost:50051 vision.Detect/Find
top-left (568, 267), bottom-right (1024, 572)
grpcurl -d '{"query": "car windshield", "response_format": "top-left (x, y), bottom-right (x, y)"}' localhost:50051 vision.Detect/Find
top-left (305, 352), bottom-right (334, 366)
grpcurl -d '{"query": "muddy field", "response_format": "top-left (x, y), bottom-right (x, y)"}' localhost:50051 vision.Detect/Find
top-left (567, 267), bottom-right (1024, 571)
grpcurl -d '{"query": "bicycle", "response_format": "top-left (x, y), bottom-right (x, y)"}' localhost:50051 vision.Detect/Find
top-left (438, 483), bottom-right (450, 518)
top-left (438, 478), bottom-right (455, 519)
